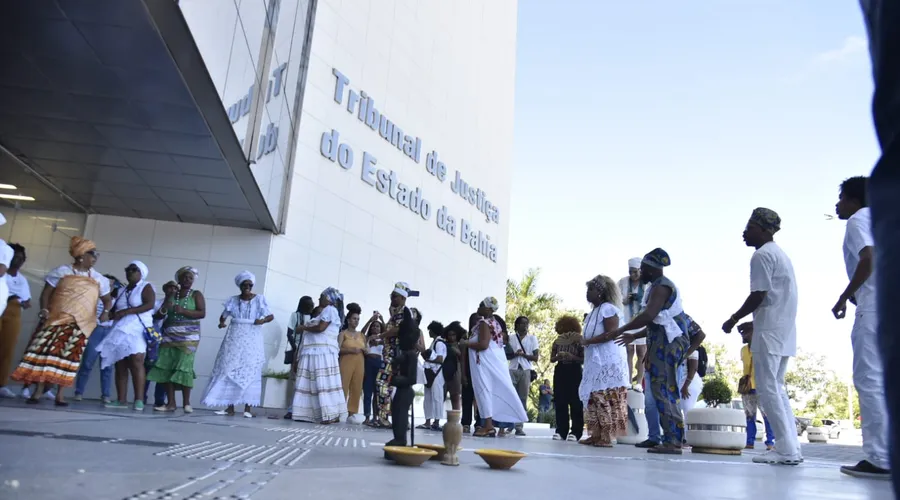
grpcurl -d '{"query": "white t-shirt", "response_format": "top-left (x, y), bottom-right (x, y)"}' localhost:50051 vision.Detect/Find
top-left (5, 272), bottom-right (31, 302)
top-left (424, 338), bottom-right (447, 371)
top-left (508, 333), bottom-right (539, 371)
top-left (843, 207), bottom-right (876, 313)
top-left (45, 265), bottom-right (111, 296)
top-left (749, 242), bottom-right (799, 357)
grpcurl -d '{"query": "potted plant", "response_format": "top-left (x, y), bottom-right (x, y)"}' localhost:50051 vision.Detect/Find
top-left (807, 418), bottom-right (828, 443)
top-left (686, 377), bottom-right (745, 454)
top-left (261, 370), bottom-right (292, 409)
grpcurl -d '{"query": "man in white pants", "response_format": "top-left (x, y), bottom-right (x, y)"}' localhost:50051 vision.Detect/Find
top-left (618, 258), bottom-right (647, 389)
top-left (723, 208), bottom-right (802, 466)
top-left (832, 176), bottom-right (890, 479)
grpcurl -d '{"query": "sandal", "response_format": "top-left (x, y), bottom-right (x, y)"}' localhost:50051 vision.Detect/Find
top-left (54, 400), bottom-right (69, 407)
top-left (415, 424), bottom-right (430, 429)
top-left (473, 427), bottom-right (497, 438)
top-left (593, 442), bottom-right (614, 448)
top-left (25, 398), bottom-right (39, 405)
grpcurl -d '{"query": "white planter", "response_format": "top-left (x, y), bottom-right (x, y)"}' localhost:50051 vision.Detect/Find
top-left (260, 378), bottom-right (291, 409)
top-left (617, 389), bottom-right (649, 445)
top-left (807, 426), bottom-right (828, 443)
top-left (686, 407), bottom-right (746, 452)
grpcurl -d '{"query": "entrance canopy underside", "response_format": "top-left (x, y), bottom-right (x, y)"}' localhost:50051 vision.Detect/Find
top-left (0, 0), bottom-right (276, 231)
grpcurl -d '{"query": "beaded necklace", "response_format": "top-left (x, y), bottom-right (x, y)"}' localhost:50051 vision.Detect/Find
top-left (172, 287), bottom-right (193, 320)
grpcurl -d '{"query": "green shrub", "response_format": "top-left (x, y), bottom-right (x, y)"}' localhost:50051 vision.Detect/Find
top-left (812, 418), bottom-right (823, 428)
top-left (262, 370), bottom-right (291, 380)
top-left (699, 377), bottom-right (733, 408)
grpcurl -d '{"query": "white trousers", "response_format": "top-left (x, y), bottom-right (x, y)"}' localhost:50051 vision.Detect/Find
top-left (753, 350), bottom-right (802, 459)
top-left (424, 373), bottom-right (445, 420)
top-left (852, 310), bottom-right (890, 469)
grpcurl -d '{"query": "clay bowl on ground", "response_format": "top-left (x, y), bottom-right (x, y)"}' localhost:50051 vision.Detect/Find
top-left (415, 443), bottom-right (450, 461)
top-left (383, 446), bottom-right (438, 466)
top-left (473, 449), bottom-right (527, 470)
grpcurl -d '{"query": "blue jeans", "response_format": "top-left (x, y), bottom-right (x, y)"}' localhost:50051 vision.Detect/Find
top-left (74, 325), bottom-right (112, 398)
top-left (643, 365), bottom-right (687, 443)
top-left (746, 415), bottom-right (775, 447)
top-left (363, 357), bottom-right (383, 417)
top-left (143, 379), bottom-right (167, 407)
top-left (861, 0), bottom-right (900, 491)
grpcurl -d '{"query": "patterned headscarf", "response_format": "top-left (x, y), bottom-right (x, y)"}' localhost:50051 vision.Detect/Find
top-left (749, 207), bottom-right (781, 234)
top-left (175, 266), bottom-right (199, 281)
top-left (234, 271), bottom-right (255, 287)
top-left (69, 236), bottom-right (96, 258)
top-left (586, 274), bottom-right (608, 292)
top-left (322, 287), bottom-right (345, 324)
top-left (393, 282), bottom-right (411, 297)
top-left (481, 296), bottom-right (499, 312)
top-left (642, 248), bottom-right (671, 269)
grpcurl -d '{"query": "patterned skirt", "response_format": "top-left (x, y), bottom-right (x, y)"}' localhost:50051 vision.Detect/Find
top-left (584, 386), bottom-right (628, 444)
top-left (11, 321), bottom-right (87, 387)
top-left (292, 351), bottom-right (347, 423)
top-left (147, 347), bottom-right (197, 388)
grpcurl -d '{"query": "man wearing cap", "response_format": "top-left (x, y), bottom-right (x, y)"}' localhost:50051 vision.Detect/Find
top-left (383, 282), bottom-right (420, 447)
top-left (618, 258), bottom-right (647, 389)
top-left (722, 208), bottom-right (802, 466)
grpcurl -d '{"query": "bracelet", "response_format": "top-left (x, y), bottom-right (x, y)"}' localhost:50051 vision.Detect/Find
top-left (730, 314), bottom-right (738, 323)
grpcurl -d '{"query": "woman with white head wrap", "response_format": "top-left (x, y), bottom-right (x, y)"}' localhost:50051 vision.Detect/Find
top-left (95, 260), bottom-right (157, 410)
top-left (617, 257), bottom-right (648, 389)
top-left (291, 287), bottom-right (348, 424)
top-left (202, 271), bottom-right (273, 418)
top-left (460, 296), bottom-right (527, 437)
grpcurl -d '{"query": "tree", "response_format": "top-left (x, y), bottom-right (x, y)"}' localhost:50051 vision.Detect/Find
top-left (505, 269), bottom-right (581, 417)
top-left (783, 349), bottom-right (830, 409)
top-left (704, 342), bottom-right (742, 394)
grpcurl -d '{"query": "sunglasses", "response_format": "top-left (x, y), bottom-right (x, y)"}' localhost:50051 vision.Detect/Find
top-left (85, 250), bottom-right (99, 259)
top-left (240, 282), bottom-right (253, 288)
top-left (125, 265), bottom-right (140, 273)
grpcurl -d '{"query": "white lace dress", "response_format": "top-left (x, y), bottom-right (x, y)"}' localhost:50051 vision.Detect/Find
top-left (201, 295), bottom-right (271, 407)
top-left (578, 302), bottom-right (630, 404)
top-left (96, 281), bottom-right (154, 369)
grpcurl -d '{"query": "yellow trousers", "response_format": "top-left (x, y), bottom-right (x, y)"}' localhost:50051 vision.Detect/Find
top-left (340, 354), bottom-right (364, 414)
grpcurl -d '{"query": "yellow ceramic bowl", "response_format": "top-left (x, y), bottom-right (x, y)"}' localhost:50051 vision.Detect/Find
top-left (474, 449), bottom-right (527, 470)
top-left (383, 446), bottom-right (438, 466)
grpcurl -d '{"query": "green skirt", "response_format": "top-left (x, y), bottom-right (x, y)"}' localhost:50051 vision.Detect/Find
top-left (147, 346), bottom-right (196, 388)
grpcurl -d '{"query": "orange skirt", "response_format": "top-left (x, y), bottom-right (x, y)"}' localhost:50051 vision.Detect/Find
top-left (10, 321), bottom-right (87, 387)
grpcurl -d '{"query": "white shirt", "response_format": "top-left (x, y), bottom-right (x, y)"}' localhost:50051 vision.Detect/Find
top-left (0, 240), bottom-right (12, 269)
top-left (45, 265), bottom-right (111, 296)
top-left (301, 305), bottom-right (341, 354)
top-left (5, 272), bottom-right (31, 302)
top-left (843, 207), bottom-right (876, 312)
top-left (749, 242), bottom-right (799, 357)
top-left (508, 333), bottom-right (539, 371)
top-left (424, 338), bottom-right (447, 371)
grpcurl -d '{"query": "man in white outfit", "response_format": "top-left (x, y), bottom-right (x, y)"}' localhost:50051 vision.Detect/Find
top-left (618, 258), bottom-right (647, 389)
top-left (722, 208), bottom-right (802, 466)
top-left (832, 176), bottom-right (890, 479)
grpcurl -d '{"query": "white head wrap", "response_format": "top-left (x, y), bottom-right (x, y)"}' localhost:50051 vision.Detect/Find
top-left (628, 257), bottom-right (642, 270)
top-left (481, 296), bottom-right (499, 312)
top-left (235, 271), bottom-right (256, 287)
top-left (393, 282), bottom-right (410, 297)
top-left (176, 266), bottom-right (199, 281)
top-left (130, 260), bottom-right (148, 281)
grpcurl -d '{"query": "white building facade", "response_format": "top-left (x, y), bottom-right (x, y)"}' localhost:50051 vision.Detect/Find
top-left (0, 0), bottom-right (518, 403)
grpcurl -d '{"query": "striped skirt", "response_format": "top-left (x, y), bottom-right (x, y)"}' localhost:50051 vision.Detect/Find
top-left (292, 351), bottom-right (347, 423)
top-left (11, 321), bottom-right (87, 387)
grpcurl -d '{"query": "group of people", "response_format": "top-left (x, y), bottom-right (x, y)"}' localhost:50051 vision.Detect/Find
top-left (0, 180), bottom-right (888, 482)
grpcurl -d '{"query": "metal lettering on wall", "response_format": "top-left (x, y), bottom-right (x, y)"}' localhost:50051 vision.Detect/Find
top-left (226, 63), bottom-right (288, 159)
top-left (320, 68), bottom-right (500, 263)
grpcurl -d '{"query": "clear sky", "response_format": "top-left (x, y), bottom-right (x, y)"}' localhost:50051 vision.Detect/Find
top-left (508, 1), bottom-right (877, 376)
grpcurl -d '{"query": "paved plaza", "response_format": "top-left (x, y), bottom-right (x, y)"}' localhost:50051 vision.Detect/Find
top-left (0, 399), bottom-right (892, 500)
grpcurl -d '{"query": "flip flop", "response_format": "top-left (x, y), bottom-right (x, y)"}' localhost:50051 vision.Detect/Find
top-left (54, 401), bottom-right (69, 407)
top-left (415, 424), bottom-right (430, 429)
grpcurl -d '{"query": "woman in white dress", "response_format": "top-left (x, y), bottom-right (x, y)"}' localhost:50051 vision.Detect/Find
top-left (202, 271), bottom-right (274, 418)
top-left (462, 297), bottom-right (528, 437)
top-left (579, 274), bottom-right (630, 447)
top-left (292, 287), bottom-right (347, 424)
top-left (96, 261), bottom-right (156, 411)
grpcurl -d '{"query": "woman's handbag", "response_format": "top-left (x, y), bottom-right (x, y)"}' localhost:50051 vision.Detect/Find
top-left (137, 316), bottom-right (162, 364)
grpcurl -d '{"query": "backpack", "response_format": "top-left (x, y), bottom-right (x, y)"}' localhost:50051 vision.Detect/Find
top-left (696, 345), bottom-right (708, 378)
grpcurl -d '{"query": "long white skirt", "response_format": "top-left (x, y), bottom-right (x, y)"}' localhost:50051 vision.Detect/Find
top-left (469, 343), bottom-right (527, 423)
top-left (202, 319), bottom-right (264, 407)
top-left (424, 369), bottom-right (445, 420)
top-left (678, 370), bottom-right (703, 413)
top-left (96, 315), bottom-right (147, 369)
top-left (292, 350), bottom-right (346, 422)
